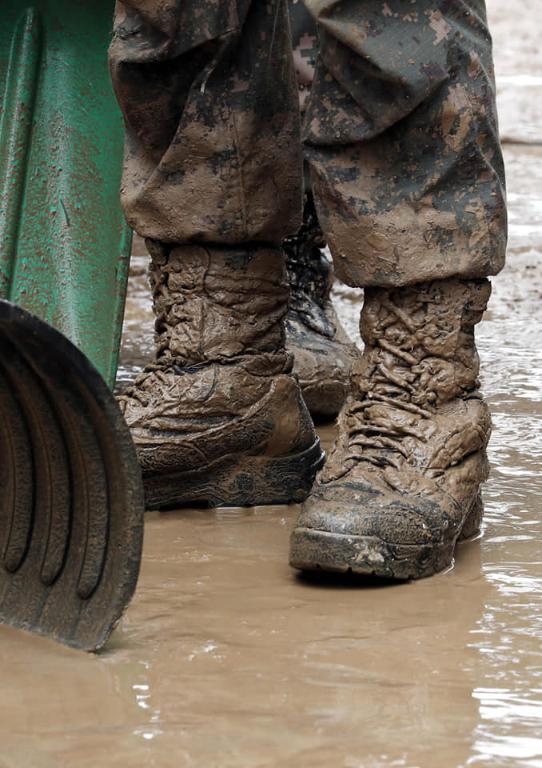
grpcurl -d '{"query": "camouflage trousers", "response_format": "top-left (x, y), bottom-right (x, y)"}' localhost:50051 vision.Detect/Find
top-left (110, 0), bottom-right (507, 288)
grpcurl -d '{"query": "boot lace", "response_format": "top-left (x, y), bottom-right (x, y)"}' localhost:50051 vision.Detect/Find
top-left (342, 295), bottom-right (434, 471)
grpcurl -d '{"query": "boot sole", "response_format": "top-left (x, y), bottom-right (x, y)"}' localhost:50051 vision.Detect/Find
top-left (290, 494), bottom-right (482, 580)
top-left (144, 439), bottom-right (325, 510)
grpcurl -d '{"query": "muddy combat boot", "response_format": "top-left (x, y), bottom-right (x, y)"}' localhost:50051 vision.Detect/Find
top-left (283, 194), bottom-right (360, 421)
top-left (119, 243), bottom-right (324, 510)
top-left (290, 278), bottom-right (492, 579)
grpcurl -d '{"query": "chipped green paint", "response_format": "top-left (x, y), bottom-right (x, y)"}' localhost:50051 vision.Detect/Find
top-left (0, 2), bottom-right (131, 388)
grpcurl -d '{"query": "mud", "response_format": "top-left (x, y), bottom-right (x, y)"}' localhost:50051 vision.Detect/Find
top-left (118, 243), bottom-right (323, 510)
top-left (292, 277), bottom-right (493, 580)
top-left (3, 164), bottom-right (539, 768)
top-left (110, 0), bottom-right (303, 247)
top-left (1, 1), bottom-right (541, 766)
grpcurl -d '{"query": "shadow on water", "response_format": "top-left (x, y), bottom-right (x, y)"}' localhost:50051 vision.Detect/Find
top-left (295, 570), bottom-right (407, 590)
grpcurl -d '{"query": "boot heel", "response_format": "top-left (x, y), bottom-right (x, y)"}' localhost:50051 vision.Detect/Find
top-left (458, 493), bottom-right (484, 542)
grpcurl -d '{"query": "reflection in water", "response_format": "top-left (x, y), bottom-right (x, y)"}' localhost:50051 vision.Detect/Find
top-left (467, 143), bottom-right (542, 767)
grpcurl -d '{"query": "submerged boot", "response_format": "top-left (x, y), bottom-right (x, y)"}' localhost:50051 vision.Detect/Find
top-left (119, 243), bottom-right (324, 509)
top-left (290, 278), bottom-right (492, 579)
top-left (283, 194), bottom-right (360, 421)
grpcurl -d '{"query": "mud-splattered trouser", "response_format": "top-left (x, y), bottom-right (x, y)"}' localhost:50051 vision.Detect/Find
top-left (109, 0), bottom-right (507, 289)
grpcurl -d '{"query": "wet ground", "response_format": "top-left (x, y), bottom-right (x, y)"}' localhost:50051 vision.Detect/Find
top-left (2, 3), bottom-right (542, 767)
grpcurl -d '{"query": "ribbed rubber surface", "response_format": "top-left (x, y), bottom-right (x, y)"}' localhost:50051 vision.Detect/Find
top-left (0, 300), bottom-right (144, 651)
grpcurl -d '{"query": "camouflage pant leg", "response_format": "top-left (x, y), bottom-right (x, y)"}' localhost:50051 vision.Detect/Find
top-left (289, 0), bottom-right (318, 111)
top-left (109, 0), bottom-right (302, 246)
top-left (303, 0), bottom-right (507, 288)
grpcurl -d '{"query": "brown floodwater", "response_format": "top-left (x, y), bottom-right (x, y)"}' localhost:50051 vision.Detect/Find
top-left (2, 3), bottom-right (542, 767)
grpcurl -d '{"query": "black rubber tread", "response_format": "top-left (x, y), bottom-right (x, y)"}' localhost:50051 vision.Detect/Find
top-left (0, 300), bottom-right (144, 651)
top-left (289, 527), bottom-right (454, 580)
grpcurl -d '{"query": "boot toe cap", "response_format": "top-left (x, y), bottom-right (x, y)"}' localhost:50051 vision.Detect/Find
top-left (296, 481), bottom-right (453, 547)
top-left (290, 483), bottom-right (459, 578)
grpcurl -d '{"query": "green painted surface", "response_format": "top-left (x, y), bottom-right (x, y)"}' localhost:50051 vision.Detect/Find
top-left (0, 1), bottom-right (131, 388)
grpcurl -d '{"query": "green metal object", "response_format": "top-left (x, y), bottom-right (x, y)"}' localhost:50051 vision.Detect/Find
top-left (0, 1), bottom-right (131, 388)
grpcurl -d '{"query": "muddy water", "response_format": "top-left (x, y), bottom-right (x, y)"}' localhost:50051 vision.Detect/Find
top-left (2, 3), bottom-right (542, 768)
